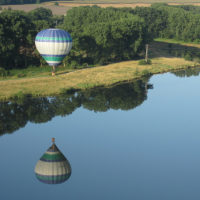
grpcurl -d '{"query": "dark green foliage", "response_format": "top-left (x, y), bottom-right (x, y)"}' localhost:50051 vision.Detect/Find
top-left (185, 54), bottom-right (192, 61)
top-left (16, 91), bottom-right (25, 98)
top-left (54, 2), bottom-right (59, 6)
top-left (129, 3), bottom-right (200, 43)
top-left (0, 8), bottom-right (53, 70)
top-left (141, 69), bottom-right (151, 76)
top-left (0, 67), bottom-right (5, 76)
top-left (0, 6), bottom-right (2, 10)
top-left (82, 63), bottom-right (88, 68)
top-left (70, 61), bottom-right (77, 69)
top-left (36, 0), bottom-right (40, 4)
top-left (1, 4), bottom-right (200, 74)
top-left (139, 59), bottom-right (152, 65)
top-left (63, 6), bottom-right (151, 64)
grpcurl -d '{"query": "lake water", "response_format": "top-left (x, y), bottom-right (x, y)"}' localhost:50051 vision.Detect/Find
top-left (1, 68), bottom-right (200, 200)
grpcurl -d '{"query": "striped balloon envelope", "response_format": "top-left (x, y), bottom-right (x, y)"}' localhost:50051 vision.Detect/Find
top-left (35, 143), bottom-right (71, 184)
top-left (35, 29), bottom-right (72, 66)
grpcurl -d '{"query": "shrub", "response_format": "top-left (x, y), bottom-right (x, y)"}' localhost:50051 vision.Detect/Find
top-left (83, 63), bottom-right (88, 68)
top-left (185, 54), bottom-right (192, 61)
top-left (17, 72), bottom-right (26, 78)
top-left (59, 88), bottom-right (66, 93)
top-left (0, 67), bottom-right (5, 77)
top-left (16, 91), bottom-right (25, 99)
top-left (97, 59), bottom-right (104, 66)
top-left (0, 7), bottom-right (2, 10)
top-left (8, 7), bottom-right (12, 11)
top-left (141, 69), bottom-right (151, 76)
top-left (4, 70), bottom-right (10, 76)
top-left (70, 61), bottom-right (77, 69)
top-left (138, 59), bottom-right (152, 65)
top-left (54, 2), bottom-right (59, 6)
top-left (36, 0), bottom-right (40, 4)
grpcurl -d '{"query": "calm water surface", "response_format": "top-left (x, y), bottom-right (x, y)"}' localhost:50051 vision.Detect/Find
top-left (1, 68), bottom-right (200, 200)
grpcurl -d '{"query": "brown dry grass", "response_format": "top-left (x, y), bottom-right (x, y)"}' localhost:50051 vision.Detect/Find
top-left (0, 4), bottom-right (72, 15)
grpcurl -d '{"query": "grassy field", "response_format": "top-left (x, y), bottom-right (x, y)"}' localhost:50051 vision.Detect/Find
top-left (0, 4), bottom-right (72, 15)
top-left (2, 1), bottom-right (200, 15)
top-left (43, 0), bottom-right (200, 7)
top-left (46, 0), bottom-right (200, 4)
top-left (0, 40), bottom-right (199, 100)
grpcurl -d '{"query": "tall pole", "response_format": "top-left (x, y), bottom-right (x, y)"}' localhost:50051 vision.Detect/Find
top-left (145, 44), bottom-right (148, 63)
top-left (52, 66), bottom-right (55, 76)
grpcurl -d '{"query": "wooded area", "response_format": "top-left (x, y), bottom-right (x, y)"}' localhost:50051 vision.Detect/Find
top-left (1, 3), bottom-right (200, 71)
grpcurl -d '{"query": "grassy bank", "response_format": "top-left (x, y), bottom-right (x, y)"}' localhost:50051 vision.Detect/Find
top-left (155, 38), bottom-right (200, 48)
top-left (0, 54), bottom-right (197, 100)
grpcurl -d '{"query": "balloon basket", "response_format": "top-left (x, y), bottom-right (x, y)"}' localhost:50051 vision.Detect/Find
top-left (52, 72), bottom-right (55, 76)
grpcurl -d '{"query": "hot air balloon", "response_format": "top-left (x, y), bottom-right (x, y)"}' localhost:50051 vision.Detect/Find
top-left (35, 138), bottom-right (71, 184)
top-left (35, 29), bottom-right (73, 75)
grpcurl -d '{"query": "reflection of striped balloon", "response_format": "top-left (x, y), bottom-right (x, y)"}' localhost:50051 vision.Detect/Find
top-left (35, 144), bottom-right (71, 184)
top-left (35, 29), bottom-right (73, 66)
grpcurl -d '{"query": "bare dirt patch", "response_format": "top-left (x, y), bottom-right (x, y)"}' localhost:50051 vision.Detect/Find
top-left (0, 4), bottom-right (72, 15)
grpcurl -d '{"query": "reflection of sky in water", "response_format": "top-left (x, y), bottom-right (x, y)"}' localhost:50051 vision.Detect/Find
top-left (1, 72), bottom-right (200, 200)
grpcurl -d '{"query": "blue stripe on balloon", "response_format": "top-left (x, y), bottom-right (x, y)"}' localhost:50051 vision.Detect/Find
top-left (36, 29), bottom-right (72, 42)
top-left (35, 39), bottom-right (72, 43)
top-left (39, 158), bottom-right (66, 162)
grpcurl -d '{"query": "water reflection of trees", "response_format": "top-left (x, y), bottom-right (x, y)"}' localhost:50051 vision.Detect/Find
top-left (171, 68), bottom-right (200, 78)
top-left (0, 78), bottom-right (153, 136)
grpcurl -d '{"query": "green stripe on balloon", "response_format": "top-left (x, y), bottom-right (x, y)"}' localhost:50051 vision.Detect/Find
top-left (36, 37), bottom-right (72, 41)
top-left (43, 56), bottom-right (65, 61)
top-left (41, 153), bottom-right (66, 160)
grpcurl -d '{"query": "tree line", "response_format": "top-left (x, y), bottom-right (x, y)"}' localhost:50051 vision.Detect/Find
top-left (0, 5), bottom-right (151, 70)
top-left (1, 3), bottom-right (200, 71)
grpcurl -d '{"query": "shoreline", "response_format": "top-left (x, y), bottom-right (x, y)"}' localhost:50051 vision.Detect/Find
top-left (1, 39), bottom-right (200, 101)
top-left (0, 56), bottom-right (198, 101)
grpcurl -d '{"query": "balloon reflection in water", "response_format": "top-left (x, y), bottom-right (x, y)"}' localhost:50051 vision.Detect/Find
top-left (35, 139), bottom-right (71, 184)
